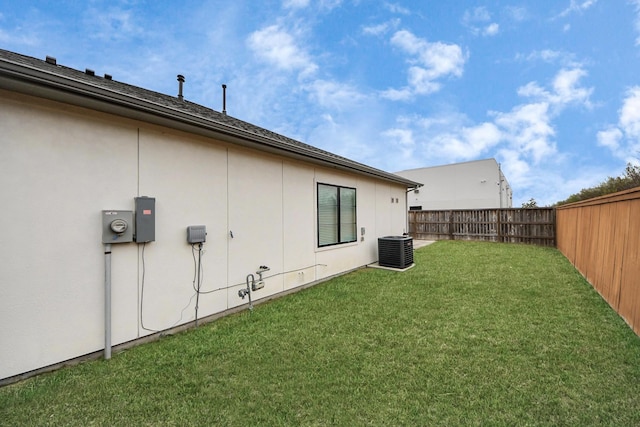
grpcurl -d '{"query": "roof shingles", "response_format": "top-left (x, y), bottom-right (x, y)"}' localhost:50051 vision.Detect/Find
top-left (0, 48), bottom-right (419, 187)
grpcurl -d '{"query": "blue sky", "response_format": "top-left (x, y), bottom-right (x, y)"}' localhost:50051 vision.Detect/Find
top-left (2, 0), bottom-right (640, 206)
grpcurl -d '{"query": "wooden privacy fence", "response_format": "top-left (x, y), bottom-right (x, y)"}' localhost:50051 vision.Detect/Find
top-left (556, 187), bottom-right (640, 336)
top-left (408, 208), bottom-right (556, 247)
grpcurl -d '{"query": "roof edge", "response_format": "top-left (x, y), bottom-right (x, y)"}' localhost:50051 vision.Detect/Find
top-left (0, 50), bottom-right (420, 189)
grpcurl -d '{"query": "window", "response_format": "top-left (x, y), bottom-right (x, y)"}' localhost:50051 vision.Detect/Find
top-left (317, 183), bottom-right (356, 247)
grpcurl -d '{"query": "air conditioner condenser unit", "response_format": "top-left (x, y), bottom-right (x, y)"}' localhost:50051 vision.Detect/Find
top-left (377, 236), bottom-right (414, 269)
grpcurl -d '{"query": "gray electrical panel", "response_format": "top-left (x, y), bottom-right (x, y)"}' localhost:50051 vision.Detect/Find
top-left (135, 197), bottom-right (155, 243)
top-left (102, 210), bottom-right (134, 243)
top-left (187, 225), bottom-right (206, 243)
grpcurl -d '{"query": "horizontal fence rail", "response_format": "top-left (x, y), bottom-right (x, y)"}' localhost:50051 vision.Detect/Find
top-left (408, 208), bottom-right (556, 247)
top-left (556, 187), bottom-right (640, 336)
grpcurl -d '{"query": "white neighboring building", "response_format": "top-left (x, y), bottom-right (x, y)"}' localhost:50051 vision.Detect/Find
top-left (396, 158), bottom-right (512, 210)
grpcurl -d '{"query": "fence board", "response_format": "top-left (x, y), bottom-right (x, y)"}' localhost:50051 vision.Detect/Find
top-left (556, 187), bottom-right (640, 336)
top-left (618, 198), bottom-right (640, 333)
top-left (408, 208), bottom-right (555, 246)
top-left (610, 202), bottom-right (630, 312)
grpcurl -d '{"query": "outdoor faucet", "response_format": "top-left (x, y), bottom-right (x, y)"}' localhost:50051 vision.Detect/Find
top-left (252, 266), bottom-right (269, 292)
top-left (256, 265), bottom-right (270, 279)
top-left (239, 274), bottom-right (255, 311)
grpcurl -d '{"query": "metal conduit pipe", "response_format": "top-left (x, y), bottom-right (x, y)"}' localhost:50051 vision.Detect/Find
top-left (104, 243), bottom-right (112, 360)
top-left (238, 274), bottom-right (255, 312)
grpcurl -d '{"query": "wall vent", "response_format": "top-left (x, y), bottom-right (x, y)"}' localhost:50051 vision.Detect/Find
top-left (378, 236), bottom-right (414, 268)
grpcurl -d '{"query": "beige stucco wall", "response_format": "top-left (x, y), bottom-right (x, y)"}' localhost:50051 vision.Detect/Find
top-left (0, 89), bottom-right (408, 380)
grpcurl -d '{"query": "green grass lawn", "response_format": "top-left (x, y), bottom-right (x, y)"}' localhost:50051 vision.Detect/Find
top-left (2, 241), bottom-right (640, 426)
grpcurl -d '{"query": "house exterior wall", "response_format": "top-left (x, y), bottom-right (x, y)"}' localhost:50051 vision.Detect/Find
top-left (396, 159), bottom-right (512, 210)
top-left (0, 89), bottom-right (408, 381)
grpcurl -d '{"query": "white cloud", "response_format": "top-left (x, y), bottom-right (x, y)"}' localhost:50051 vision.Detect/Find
top-left (552, 68), bottom-right (593, 106)
top-left (382, 128), bottom-right (416, 159)
top-left (597, 127), bottom-right (623, 151)
top-left (496, 149), bottom-right (606, 206)
top-left (0, 27), bottom-right (39, 46)
top-left (522, 49), bottom-right (562, 63)
top-left (413, 68), bottom-right (586, 168)
top-left (493, 102), bottom-right (556, 163)
top-left (632, 0), bottom-right (640, 45)
top-left (282, 0), bottom-right (310, 9)
top-left (382, 68), bottom-right (583, 169)
top-left (462, 122), bottom-right (502, 152)
top-left (599, 87), bottom-right (640, 162)
top-left (382, 30), bottom-right (465, 99)
top-left (362, 19), bottom-right (400, 36)
top-left (462, 7), bottom-right (499, 36)
top-left (306, 79), bottom-right (367, 110)
top-left (463, 7), bottom-right (491, 23)
top-left (281, 0), bottom-right (341, 11)
top-left (247, 25), bottom-right (318, 77)
top-left (406, 66), bottom-right (442, 95)
top-left (497, 148), bottom-right (531, 187)
top-left (517, 68), bottom-right (593, 109)
top-left (483, 23), bottom-right (500, 36)
top-left (382, 113), bottom-right (502, 166)
top-left (379, 87), bottom-right (414, 101)
top-left (517, 50), bottom-right (584, 72)
top-left (318, 0), bottom-right (343, 11)
top-left (307, 110), bottom-right (382, 165)
top-left (439, 122), bottom-right (502, 160)
top-left (619, 86), bottom-right (640, 138)
top-left (390, 31), bottom-right (464, 78)
top-left (557, 0), bottom-right (598, 18)
top-left (502, 68), bottom-right (591, 162)
top-left (384, 2), bottom-right (411, 15)
top-left (505, 6), bottom-right (528, 22)
top-left (379, 66), bottom-right (595, 204)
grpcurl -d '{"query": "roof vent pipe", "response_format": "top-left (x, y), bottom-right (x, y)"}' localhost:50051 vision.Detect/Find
top-left (222, 84), bottom-right (227, 115)
top-left (45, 56), bottom-right (57, 65)
top-left (177, 74), bottom-right (185, 101)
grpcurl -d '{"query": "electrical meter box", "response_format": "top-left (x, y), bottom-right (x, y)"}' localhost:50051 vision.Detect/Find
top-left (102, 210), bottom-right (134, 243)
top-left (135, 197), bottom-right (155, 243)
top-left (187, 225), bottom-right (207, 243)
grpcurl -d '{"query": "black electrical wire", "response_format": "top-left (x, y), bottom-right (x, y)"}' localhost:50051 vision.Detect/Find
top-left (140, 242), bottom-right (161, 332)
top-left (142, 242), bottom-right (329, 331)
top-left (194, 243), bottom-right (203, 326)
top-left (191, 243), bottom-right (217, 294)
top-left (196, 263), bottom-right (330, 293)
top-left (141, 243), bottom-right (201, 332)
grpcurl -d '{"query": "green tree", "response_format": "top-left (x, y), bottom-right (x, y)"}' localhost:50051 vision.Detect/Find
top-left (555, 162), bottom-right (640, 205)
top-left (521, 198), bottom-right (538, 208)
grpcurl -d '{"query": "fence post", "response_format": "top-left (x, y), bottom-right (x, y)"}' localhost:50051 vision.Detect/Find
top-left (497, 209), bottom-right (502, 243)
top-left (448, 210), bottom-right (454, 240)
top-left (408, 211), bottom-right (414, 237)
